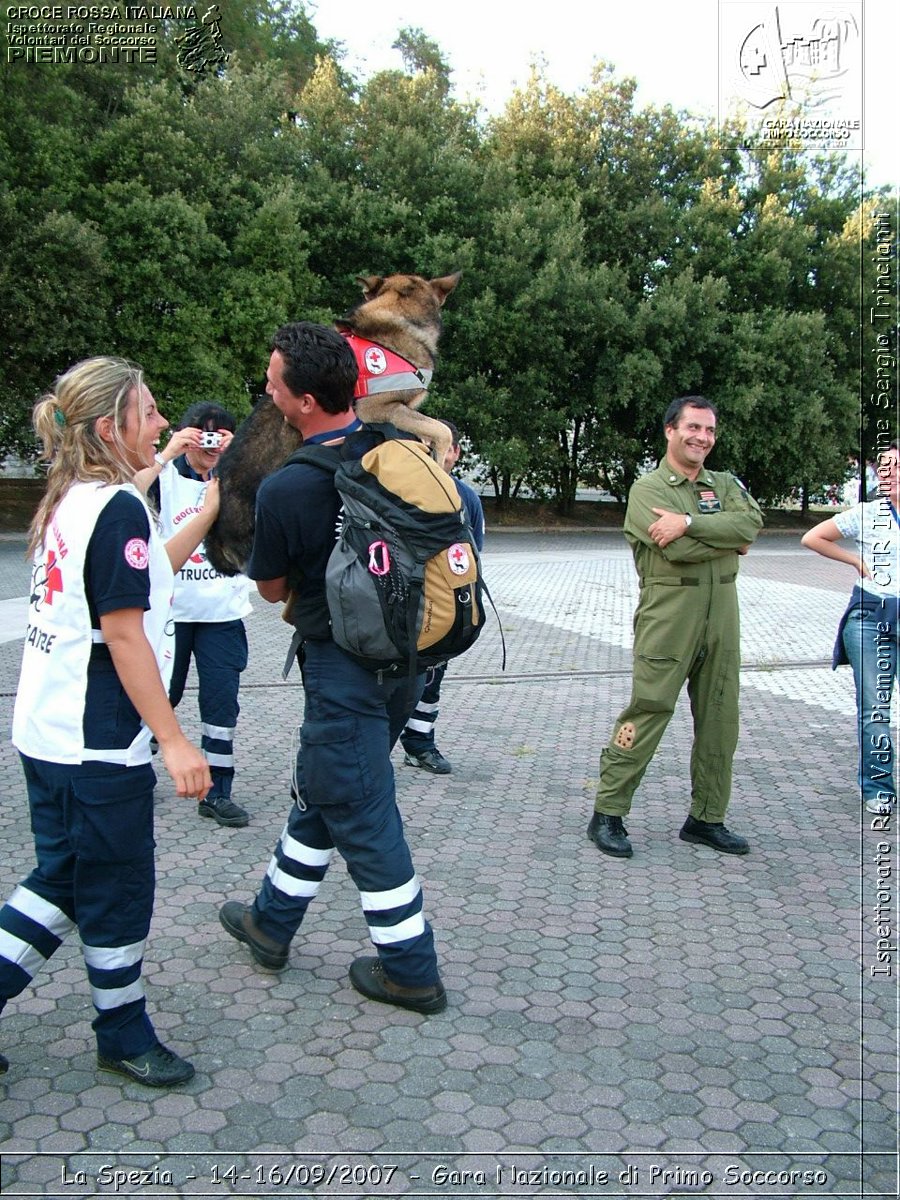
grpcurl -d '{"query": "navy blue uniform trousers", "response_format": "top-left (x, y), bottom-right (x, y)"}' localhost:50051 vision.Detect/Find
top-left (0, 758), bottom-right (157, 1058)
top-left (252, 640), bottom-right (439, 987)
top-left (400, 663), bottom-right (447, 755)
top-left (169, 618), bottom-right (248, 801)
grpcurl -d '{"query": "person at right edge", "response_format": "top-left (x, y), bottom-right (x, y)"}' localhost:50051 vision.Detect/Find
top-left (218, 322), bottom-right (445, 1015)
top-left (801, 441), bottom-right (900, 816)
top-left (588, 396), bottom-right (763, 859)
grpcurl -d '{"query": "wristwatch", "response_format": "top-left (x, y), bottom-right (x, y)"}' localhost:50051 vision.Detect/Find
top-left (683, 513), bottom-right (693, 528)
top-left (154, 453), bottom-right (166, 467)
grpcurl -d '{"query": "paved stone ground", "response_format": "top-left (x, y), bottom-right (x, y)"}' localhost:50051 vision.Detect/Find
top-left (0, 531), bottom-right (897, 1198)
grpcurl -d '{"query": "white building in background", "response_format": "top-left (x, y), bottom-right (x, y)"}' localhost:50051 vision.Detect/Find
top-left (2, 456), bottom-right (36, 479)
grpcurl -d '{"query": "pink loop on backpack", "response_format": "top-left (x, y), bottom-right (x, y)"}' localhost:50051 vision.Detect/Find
top-left (368, 540), bottom-right (391, 576)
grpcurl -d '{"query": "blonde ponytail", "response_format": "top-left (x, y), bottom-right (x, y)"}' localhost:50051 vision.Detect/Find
top-left (28, 357), bottom-right (146, 556)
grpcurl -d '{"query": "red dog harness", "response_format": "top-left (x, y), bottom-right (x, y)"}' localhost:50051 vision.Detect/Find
top-left (340, 330), bottom-right (433, 401)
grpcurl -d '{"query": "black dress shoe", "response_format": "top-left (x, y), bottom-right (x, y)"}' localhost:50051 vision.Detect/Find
top-left (587, 811), bottom-right (633, 858)
top-left (349, 956), bottom-right (447, 1014)
top-left (679, 815), bottom-right (749, 855)
top-left (219, 901), bottom-right (289, 971)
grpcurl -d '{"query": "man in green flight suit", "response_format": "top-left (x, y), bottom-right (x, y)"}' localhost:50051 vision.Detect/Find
top-left (588, 396), bottom-right (763, 858)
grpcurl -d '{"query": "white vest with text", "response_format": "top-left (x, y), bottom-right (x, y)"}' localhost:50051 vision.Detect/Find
top-left (158, 462), bottom-right (251, 623)
top-left (12, 481), bottom-right (174, 766)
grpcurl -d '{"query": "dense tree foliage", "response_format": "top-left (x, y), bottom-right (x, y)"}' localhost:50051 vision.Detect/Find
top-left (1, 4), bottom-right (889, 510)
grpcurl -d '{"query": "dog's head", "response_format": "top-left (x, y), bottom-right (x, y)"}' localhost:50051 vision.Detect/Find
top-left (338, 272), bottom-right (461, 352)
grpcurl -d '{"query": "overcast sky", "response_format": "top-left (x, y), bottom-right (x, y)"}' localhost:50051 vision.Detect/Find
top-left (309, 0), bottom-right (897, 188)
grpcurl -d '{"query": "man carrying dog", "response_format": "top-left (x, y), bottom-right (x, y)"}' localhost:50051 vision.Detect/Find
top-left (219, 322), bottom-right (446, 1014)
top-left (588, 396), bottom-right (763, 859)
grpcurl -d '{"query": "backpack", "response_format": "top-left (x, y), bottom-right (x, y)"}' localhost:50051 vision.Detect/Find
top-left (284, 425), bottom-right (496, 681)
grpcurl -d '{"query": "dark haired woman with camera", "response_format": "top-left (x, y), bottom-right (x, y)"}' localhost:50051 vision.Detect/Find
top-left (140, 402), bottom-right (252, 830)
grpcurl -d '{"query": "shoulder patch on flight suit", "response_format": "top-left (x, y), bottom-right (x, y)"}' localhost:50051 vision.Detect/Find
top-left (613, 722), bottom-right (635, 750)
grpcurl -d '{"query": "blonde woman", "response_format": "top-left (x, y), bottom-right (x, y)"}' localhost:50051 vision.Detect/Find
top-left (0, 358), bottom-right (217, 1087)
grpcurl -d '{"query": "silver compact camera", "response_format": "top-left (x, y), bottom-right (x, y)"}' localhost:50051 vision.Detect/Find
top-left (199, 431), bottom-right (223, 449)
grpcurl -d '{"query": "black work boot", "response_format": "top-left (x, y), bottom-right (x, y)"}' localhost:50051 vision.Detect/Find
top-left (349, 957), bottom-right (447, 1014)
top-left (199, 794), bottom-right (250, 828)
top-left (679, 815), bottom-right (749, 855)
top-left (587, 811), bottom-right (633, 858)
top-left (219, 901), bottom-right (289, 971)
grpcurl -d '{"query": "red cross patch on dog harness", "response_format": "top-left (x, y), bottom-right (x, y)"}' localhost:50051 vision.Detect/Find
top-left (340, 331), bottom-right (433, 400)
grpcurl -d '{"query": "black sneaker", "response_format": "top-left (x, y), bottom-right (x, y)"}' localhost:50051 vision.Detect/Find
top-left (0, 1051), bottom-right (8, 1074)
top-left (219, 901), bottom-right (289, 971)
top-left (97, 1042), bottom-right (194, 1087)
top-left (349, 956), bottom-right (447, 1014)
top-left (198, 794), bottom-right (250, 827)
top-left (587, 811), bottom-right (633, 858)
top-left (679, 815), bottom-right (749, 855)
top-left (403, 748), bottom-right (452, 775)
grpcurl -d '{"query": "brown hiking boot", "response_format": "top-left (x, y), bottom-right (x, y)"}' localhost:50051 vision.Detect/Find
top-left (219, 901), bottom-right (289, 971)
top-left (349, 956), bottom-right (446, 1014)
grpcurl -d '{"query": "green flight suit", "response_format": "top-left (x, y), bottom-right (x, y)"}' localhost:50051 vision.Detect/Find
top-left (595, 456), bottom-right (764, 822)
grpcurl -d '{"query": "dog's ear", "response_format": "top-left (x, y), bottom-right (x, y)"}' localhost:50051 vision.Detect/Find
top-left (429, 272), bottom-right (462, 306)
top-left (358, 275), bottom-right (384, 299)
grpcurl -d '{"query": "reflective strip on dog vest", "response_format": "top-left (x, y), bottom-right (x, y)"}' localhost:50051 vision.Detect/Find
top-left (340, 331), bottom-right (433, 399)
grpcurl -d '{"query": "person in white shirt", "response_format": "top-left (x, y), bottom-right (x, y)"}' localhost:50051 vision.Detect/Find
top-left (802, 442), bottom-right (900, 815)
top-left (0, 357), bottom-right (216, 1087)
top-left (142, 402), bottom-right (252, 828)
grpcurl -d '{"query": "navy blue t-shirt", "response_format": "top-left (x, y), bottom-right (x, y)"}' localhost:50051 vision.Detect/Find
top-left (248, 462), bottom-right (342, 641)
top-left (454, 477), bottom-right (485, 552)
top-left (84, 490), bottom-right (154, 750)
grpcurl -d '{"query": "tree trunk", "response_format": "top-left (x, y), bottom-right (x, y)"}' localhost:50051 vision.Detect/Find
top-left (554, 422), bottom-right (579, 516)
top-left (489, 468), bottom-right (513, 513)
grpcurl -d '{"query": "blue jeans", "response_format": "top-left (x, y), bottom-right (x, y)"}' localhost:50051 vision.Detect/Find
top-left (842, 594), bottom-right (899, 807)
top-left (253, 641), bottom-right (439, 987)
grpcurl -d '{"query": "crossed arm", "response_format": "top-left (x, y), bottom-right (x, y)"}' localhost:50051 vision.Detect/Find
top-left (625, 479), bottom-right (763, 562)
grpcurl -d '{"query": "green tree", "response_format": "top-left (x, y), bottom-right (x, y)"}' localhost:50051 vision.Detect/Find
top-left (0, 21), bottom-right (876, 509)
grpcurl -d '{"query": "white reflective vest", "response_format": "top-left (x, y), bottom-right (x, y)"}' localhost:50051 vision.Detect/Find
top-left (12, 481), bottom-right (174, 766)
top-left (157, 462), bottom-right (251, 623)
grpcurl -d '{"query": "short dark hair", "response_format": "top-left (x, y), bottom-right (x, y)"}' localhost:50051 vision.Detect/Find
top-left (664, 395), bottom-right (718, 430)
top-left (440, 419), bottom-right (461, 449)
top-left (177, 402), bottom-right (237, 433)
top-left (271, 322), bottom-right (358, 415)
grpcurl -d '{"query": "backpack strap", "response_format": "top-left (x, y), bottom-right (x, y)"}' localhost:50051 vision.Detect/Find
top-left (283, 443), bottom-right (342, 472)
top-left (279, 443), bottom-right (343, 679)
top-left (480, 577), bottom-right (507, 671)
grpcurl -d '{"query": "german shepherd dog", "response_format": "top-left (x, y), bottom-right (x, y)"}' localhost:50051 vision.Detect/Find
top-left (205, 271), bottom-right (461, 575)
